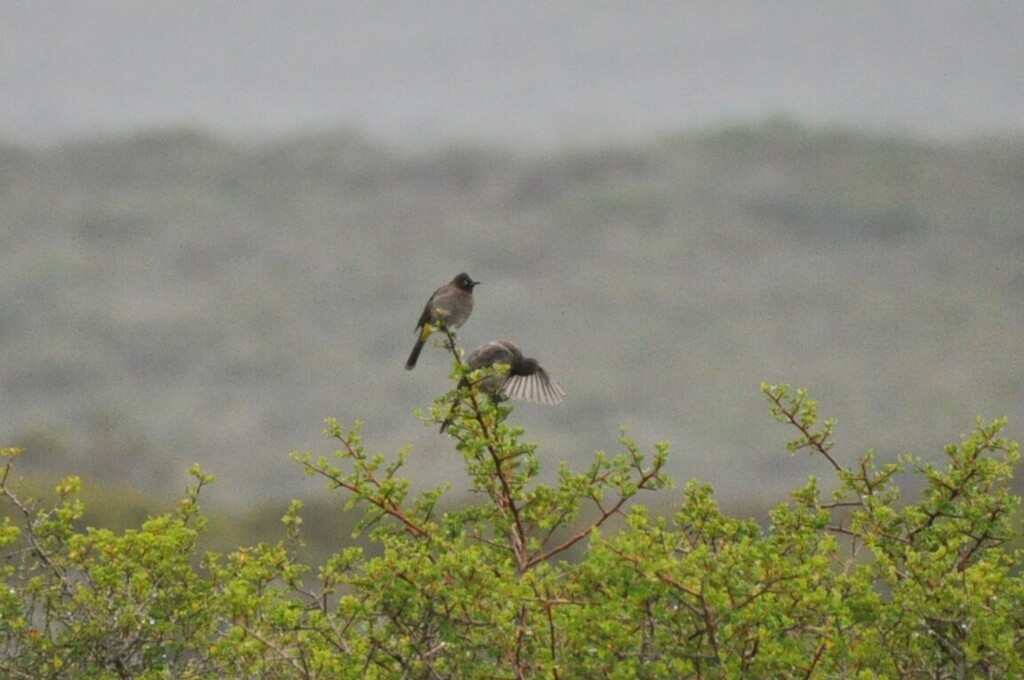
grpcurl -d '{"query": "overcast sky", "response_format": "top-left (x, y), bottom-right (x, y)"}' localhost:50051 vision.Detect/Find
top-left (2, 1), bottom-right (1023, 146)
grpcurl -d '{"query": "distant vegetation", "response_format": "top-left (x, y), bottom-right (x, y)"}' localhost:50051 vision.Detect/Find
top-left (1, 121), bottom-right (1022, 539)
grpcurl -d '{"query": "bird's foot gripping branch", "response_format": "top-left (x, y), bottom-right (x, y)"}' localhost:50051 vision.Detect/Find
top-left (0, 379), bottom-right (1022, 677)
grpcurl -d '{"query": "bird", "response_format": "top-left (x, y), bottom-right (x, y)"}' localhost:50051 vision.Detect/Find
top-left (405, 272), bottom-right (480, 370)
top-left (440, 339), bottom-right (565, 433)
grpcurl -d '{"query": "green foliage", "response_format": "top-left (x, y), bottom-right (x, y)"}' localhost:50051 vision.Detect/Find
top-left (2, 375), bottom-right (1023, 677)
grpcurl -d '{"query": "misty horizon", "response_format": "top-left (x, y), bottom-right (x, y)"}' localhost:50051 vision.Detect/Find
top-left (3, 2), bottom-right (1024, 147)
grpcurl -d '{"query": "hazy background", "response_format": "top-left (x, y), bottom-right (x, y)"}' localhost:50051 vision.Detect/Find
top-left (4, 1), bottom-right (1024, 144)
top-left (1, 2), bottom-right (1023, 541)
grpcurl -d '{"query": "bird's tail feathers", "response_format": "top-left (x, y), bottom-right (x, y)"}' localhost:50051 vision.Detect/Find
top-left (405, 337), bottom-right (426, 370)
top-left (503, 370), bottom-right (565, 405)
top-left (405, 325), bottom-right (437, 370)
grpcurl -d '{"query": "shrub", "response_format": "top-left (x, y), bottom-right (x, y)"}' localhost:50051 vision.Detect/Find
top-left (1, 352), bottom-right (1021, 677)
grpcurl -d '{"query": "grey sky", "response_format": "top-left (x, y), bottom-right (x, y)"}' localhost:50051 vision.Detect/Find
top-left (2, 1), bottom-right (1022, 145)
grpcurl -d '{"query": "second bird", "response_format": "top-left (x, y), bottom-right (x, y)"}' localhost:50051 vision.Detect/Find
top-left (440, 339), bottom-right (565, 433)
top-left (405, 272), bottom-right (480, 370)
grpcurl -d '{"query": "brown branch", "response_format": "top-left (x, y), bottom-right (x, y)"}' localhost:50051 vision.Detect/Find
top-left (544, 598), bottom-right (560, 680)
top-left (828, 524), bottom-right (910, 545)
top-left (0, 471), bottom-right (74, 596)
top-left (443, 328), bottom-right (530, 572)
top-left (513, 604), bottom-right (530, 680)
top-left (765, 390), bottom-right (843, 472)
top-left (526, 462), bottom-right (663, 568)
top-left (818, 500), bottom-right (863, 509)
top-left (239, 624), bottom-right (310, 677)
top-left (300, 451), bottom-right (428, 539)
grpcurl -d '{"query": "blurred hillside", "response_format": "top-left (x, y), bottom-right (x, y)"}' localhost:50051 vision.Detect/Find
top-left (1, 121), bottom-right (1023, 516)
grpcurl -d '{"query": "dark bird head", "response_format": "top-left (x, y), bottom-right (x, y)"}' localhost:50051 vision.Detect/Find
top-left (454, 272), bottom-right (480, 291)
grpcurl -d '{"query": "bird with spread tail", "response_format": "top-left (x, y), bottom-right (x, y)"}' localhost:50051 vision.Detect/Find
top-left (405, 272), bottom-right (480, 370)
top-left (440, 339), bottom-right (565, 433)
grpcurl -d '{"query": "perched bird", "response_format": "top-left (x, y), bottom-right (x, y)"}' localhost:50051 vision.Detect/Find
top-left (405, 272), bottom-right (480, 370)
top-left (440, 339), bottom-right (565, 432)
